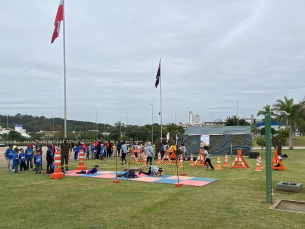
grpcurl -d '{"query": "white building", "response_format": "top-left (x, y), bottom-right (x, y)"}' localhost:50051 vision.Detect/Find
top-left (187, 111), bottom-right (193, 125)
top-left (193, 114), bottom-right (201, 125)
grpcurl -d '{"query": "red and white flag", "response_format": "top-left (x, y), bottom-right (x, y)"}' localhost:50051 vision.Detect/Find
top-left (51, 0), bottom-right (64, 43)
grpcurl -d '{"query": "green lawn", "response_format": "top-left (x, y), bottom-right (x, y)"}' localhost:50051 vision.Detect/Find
top-left (1, 150), bottom-right (305, 229)
top-left (252, 136), bottom-right (305, 147)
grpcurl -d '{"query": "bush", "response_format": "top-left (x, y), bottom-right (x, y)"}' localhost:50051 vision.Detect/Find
top-left (256, 137), bottom-right (265, 149)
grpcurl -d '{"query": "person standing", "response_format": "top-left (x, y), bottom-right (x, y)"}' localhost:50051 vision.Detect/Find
top-left (25, 144), bottom-right (34, 170)
top-left (145, 142), bottom-right (154, 166)
top-left (60, 138), bottom-right (71, 173)
top-left (90, 142), bottom-right (95, 159)
top-left (106, 140), bottom-right (112, 157)
top-left (19, 148), bottom-right (27, 171)
top-left (46, 144), bottom-right (54, 174)
top-left (4, 144), bottom-right (14, 172)
top-left (13, 148), bottom-right (20, 175)
top-left (34, 138), bottom-right (42, 155)
top-left (203, 146), bottom-right (214, 171)
top-left (116, 141), bottom-right (122, 157)
top-left (121, 142), bottom-right (128, 165)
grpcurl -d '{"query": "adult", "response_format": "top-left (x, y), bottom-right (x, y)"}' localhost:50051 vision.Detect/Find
top-left (145, 142), bottom-right (154, 166)
top-left (203, 146), bottom-right (214, 171)
top-left (60, 138), bottom-right (71, 172)
top-left (155, 139), bottom-right (162, 158)
top-left (90, 142), bottom-right (95, 159)
top-left (106, 140), bottom-right (112, 157)
top-left (160, 143), bottom-right (167, 159)
top-left (116, 141), bottom-right (122, 157)
top-left (34, 138), bottom-right (42, 155)
top-left (277, 138), bottom-right (282, 155)
top-left (71, 141), bottom-right (75, 149)
top-left (4, 144), bottom-right (14, 172)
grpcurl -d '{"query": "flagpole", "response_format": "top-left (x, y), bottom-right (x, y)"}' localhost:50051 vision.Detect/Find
top-left (63, 0), bottom-right (67, 138)
top-left (160, 58), bottom-right (162, 144)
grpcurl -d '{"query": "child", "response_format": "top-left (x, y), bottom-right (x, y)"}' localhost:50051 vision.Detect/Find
top-left (34, 152), bottom-right (42, 175)
top-left (121, 142), bottom-right (128, 165)
top-left (203, 146), bottom-right (214, 171)
top-left (19, 148), bottom-right (26, 171)
top-left (181, 143), bottom-right (187, 160)
top-left (99, 144), bottom-right (106, 164)
top-left (73, 145), bottom-right (80, 160)
top-left (117, 169), bottom-right (138, 178)
top-left (139, 166), bottom-right (162, 177)
top-left (25, 144), bottom-right (34, 170)
top-left (46, 144), bottom-right (54, 174)
top-left (77, 165), bottom-right (99, 174)
top-left (145, 142), bottom-right (154, 166)
top-left (13, 148), bottom-right (20, 175)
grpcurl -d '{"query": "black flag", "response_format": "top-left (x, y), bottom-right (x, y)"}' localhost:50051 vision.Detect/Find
top-left (155, 61), bottom-right (160, 88)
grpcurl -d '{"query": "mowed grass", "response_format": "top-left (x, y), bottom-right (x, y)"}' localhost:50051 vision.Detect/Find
top-left (252, 136), bottom-right (305, 147)
top-left (1, 150), bottom-right (305, 229)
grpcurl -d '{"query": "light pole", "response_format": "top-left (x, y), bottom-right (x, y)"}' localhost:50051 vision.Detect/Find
top-left (237, 101), bottom-right (239, 126)
top-left (95, 109), bottom-right (98, 140)
top-left (51, 114), bottom-right (54, 142)
top-left (151, 104), bottom-right (153, 144)
top-left (6, 114), bottom-right (8, 130)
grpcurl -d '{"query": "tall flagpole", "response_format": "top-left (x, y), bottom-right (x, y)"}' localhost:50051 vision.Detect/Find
top-left (63, 0), bottom-right (67, 138)
top-left (160, 58), bottom-right (162, 143)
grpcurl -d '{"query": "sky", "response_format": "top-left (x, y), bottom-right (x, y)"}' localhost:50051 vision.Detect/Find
top-left (1, 0), bottom-right (305, 126)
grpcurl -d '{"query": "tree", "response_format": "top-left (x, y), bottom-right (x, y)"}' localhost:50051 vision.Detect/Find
top-left (260, 127), bottom-right (277, 136)
top-left (257, 104), bottom-right (275, 117)
top-left (273, 96), bottom-right (295, 150)
top-left (7, 130), bottom-right (26, 142)
top-left (225, 116), bottom-right (251, 126)
top-left (109, 129), bottom-right (120, 142)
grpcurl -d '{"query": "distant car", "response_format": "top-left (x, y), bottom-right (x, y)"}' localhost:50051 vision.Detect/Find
top-left (0, 142), bottom-right (5, 147)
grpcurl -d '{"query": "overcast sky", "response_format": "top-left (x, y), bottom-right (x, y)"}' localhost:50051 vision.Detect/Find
top-left (1, 0), bottom-right (305, 126)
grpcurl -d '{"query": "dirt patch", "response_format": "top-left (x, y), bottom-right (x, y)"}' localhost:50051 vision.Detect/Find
top-left (270, 199), bottom-right (305, 214)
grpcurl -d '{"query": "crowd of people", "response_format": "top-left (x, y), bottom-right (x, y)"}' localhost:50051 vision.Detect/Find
top-left (4, 138), bottom-right (191, 175)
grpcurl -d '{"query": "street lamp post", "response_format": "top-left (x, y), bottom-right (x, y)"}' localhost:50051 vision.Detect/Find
top-left (51, 114), bottom-right (54, 142)
top-left (95, 109), bottom-right (98, 140)
top-left (151, 104), bottom-right (153, 144)
top-left (237, 101), bottom-right (239, 126)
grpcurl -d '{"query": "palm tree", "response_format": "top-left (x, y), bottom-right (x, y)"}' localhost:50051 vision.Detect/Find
top-left (273, 96), bottom-right (295, 150)
top-left (256, 104), bottom-right (275, 117)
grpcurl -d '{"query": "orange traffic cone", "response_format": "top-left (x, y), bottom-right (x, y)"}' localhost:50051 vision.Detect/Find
top-left (157, 152), bottom-right (162, 163)
top-left (50, 151), bottom-right (65, 179)
top-left (254, 156), bottom-right (262, 172)
top-left (223, 154), bottom-right (230, 167)
top-left (259, 155), bottom-right (263, 169)
top-left (189, 153), bottom-right (194, 166)
top-left (76, 149), bottom-right (87, 170)
top-left (215, 156), bottom-right (222, 170)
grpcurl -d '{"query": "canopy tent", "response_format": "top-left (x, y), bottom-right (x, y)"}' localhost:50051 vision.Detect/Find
top-left (183, 126), bottom-right (252, 156)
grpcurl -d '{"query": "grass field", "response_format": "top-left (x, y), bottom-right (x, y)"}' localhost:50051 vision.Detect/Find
top-left (252, 136), bottom-right (305, 147)
top-left (1, 150), bottom-right (305, 229)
